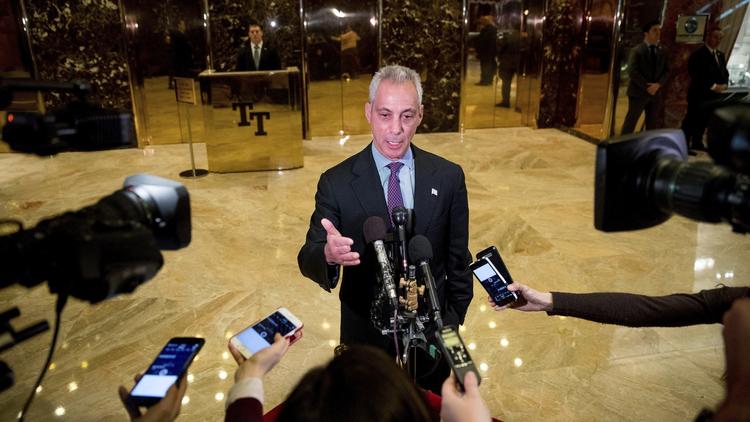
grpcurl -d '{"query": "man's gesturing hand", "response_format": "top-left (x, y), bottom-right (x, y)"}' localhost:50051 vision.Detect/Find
top-left (322, 218), bottom-right (360, 266)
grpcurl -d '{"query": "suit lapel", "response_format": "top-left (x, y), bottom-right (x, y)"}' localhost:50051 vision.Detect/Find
top-left (412, 145), bottom-right (441, 235)
top-left (351, 144), bottom-right (390, 220)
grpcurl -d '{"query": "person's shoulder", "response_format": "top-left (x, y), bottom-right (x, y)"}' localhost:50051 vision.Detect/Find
top-left (413, 145), bottom-right (463, 173)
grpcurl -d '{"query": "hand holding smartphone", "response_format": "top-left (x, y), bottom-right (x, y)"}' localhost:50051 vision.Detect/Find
top-left (229, 307), bottom-right (303, 359)
top-left (128, 337), bottom-right (204, 407)
top-left (471, 246), bottom-right (518, 307)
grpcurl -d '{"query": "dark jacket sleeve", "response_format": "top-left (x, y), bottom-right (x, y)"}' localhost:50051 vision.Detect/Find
top-left (225, 397), bottom-right (263, 422)
top-left (627, 46), bottom-right (649, 94)
top-left (297, 172), bottom-right (341, 292)
top-left (442, 167), bottom-right (473, 327)
top-left (548, 286), bottom-right (750, 327)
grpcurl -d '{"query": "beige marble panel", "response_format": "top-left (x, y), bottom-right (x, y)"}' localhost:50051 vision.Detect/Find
top-left (1, 127), bottom-right (748, 421)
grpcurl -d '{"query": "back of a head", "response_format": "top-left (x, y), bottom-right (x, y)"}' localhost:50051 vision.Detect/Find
top-left (276, 346), bottom-right (432, 422)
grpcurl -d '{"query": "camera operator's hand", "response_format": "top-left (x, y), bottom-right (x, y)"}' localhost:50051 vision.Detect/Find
top-left (229, 331), bottom-right (300, 381)
top-left (321, 218), bottom-right (360, 266)
top-left (488, 281), bottom-right (553, 312)
top-left (441, 371), bottom-right (491, 422)
top-left (714, 298), bottom-right (750, 421)
top-left (118, 374), bottom-right (187, 422)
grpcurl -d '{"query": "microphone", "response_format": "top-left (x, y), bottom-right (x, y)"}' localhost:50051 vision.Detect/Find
top-left (391, 206), bottom-right (409, 278)
top-left (363, 216), bottom-right (399, 308)
top-left (408, 235), bottom-right (443, 328)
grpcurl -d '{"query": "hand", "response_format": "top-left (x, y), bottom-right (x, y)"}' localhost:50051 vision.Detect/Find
top-left (712, 84), bottom-right (728, 93)
top-left (321, 218), bottom-right (360, 266)
top-left (229, 331), bottom-right (297, 381)
top-left (440, 371), bottom-right (491, 422)
top-left (714, 299), bottom-right (750, 421)
top-left (489, 281), bottom-right (553, 312)
top-left (646, 83), bottom-right (660, 96)
top-left (118, 374), bottom-right (187, 422)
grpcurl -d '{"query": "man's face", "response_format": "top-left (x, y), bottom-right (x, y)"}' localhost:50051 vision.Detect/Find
top-left (365, 80), bottom-right (423, 161)
top-left (707, 30), bottom-right (723, 49)
top-left (645, 25), bottom-right (661, 44)
top-left (249, 25), bottom-right (263, 44)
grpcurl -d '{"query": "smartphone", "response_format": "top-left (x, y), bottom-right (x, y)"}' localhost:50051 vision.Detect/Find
top-left (476, 245), bottom-right (514, 285)
top-left (129, 337), bottom-right (204, 407)
top-left (469, 256), bottom-right (519, 307)
top-left (435, 326), bottom-right (480, 392)
top-left (229, 307), bottom-right (303, 358)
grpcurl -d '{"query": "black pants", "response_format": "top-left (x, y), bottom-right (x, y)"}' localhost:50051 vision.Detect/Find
top-left (681, 100), bottom-right (713, 148)
top-left (340, 301), bottom-right (450, 394)
top-left (621, 94), bottom-right (662, 135)
top-left (498, 69), bottom-right (515, 105)
top-left (478, 58), bottom-right (496, 84)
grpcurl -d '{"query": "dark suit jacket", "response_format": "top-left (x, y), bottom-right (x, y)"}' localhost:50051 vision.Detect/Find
top-left (235, 42), bottom-right (282, 71)
top-left (626, 42), bottom-right (669, 98)
top-left (297, 144), bottom-right (473, 327)
top-left (687, 45), bottom-right (729, 104)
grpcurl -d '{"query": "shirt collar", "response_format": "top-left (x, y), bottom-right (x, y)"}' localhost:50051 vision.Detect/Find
top-left (251, 41), bottom-right (263, 49)
top-left (371, 142), bottom-right (414, 170)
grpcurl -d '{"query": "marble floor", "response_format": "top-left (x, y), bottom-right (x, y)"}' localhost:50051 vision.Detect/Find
top-left (1, 128), bottom-right (748, 421)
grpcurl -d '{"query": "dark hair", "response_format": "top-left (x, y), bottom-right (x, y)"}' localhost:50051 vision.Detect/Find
top-left (642, 20), bottom-right (660, 34)
top-left (248, 21), bottom-right (263, 31)
top-left (276, 346), bottom-right (432, 422)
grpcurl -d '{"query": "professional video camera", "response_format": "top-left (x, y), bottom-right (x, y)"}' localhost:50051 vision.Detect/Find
top-left (1, 77), bottom-right (134, 155)
top-left (0, 77), bottom-right (191, 420)
top-left (595, 104), bottom-right (749, 233)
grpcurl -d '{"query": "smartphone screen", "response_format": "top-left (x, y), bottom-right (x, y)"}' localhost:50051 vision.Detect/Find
top-left (130, 337), bottom-right (203, 406)
top-left (470, 258), bottom-right (517, 306)
top-left (234, 310), bottom-right (300, 355)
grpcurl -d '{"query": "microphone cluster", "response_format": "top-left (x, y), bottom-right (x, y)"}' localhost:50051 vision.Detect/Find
top-left (363, 209), bottom-right (443, 334)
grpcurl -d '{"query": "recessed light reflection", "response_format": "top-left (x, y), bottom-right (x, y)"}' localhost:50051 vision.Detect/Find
top-left (500, 338), bottom-right (509, 348)
top-left (35, 385), bottom-right (43, 394)
top-left (54, 406), bottom-right (65, 416)
top-left (694, 257), bottom-right (715, 271)
top-left (225, 331), bottom-right (233, 340)
top-left (322, 321), bottom-right (330, 330)
top-left (514, 357), bottom-right (523, 367)
top-left (49, 363), bottom-right (56, 370)
top-left (215, 392), bottom-right (225, 401)
top-left (81, 361), bottom-right (88, 369)
top-left (467, 342), bottom-right (476, 350)
top-left (339, 135), bottom-right (350, 145)
top-left (558, 316), bottom-right (567, 320)
top-left (724, 271), bottom-right (734, 279)
top-left (218, 370), bottom-right (228, 380)
top-left (459, 325), bottom-right (466, 333)
top-left (67, 382), bottom-right (78, 392)
top-left (479, 362), bottom-right (489, 372)
top-left (479, 304), bottom-right (487, 312)
top-left (187, 374), bottom-right (195, 383)
top-left (222, 352), bottom-right (230, 360)
top-left (182, 396), bottom-right (190, 405)
top-left (488, 321), bottom-right (496, 329)
top-left (328, 340), bottom-right (337, 348)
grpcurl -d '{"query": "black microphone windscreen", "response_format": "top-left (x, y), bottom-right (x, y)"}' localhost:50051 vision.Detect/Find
top-left (363, 216), bottom-right (388, 243)
top-left (408, 234), bottom-right (433, 262)
top-left (392, 206), bottom-right (408, 226)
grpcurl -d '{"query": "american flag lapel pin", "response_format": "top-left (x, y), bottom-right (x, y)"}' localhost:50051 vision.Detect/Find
top-left (431, 188), bottom-right (438, 197)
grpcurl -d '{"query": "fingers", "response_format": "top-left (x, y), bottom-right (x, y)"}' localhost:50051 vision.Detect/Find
top-left (228, 342), bottom-right (246, 365)
top-left (271, 332), bottom-right (291, 356)
top-left (118, 385), bottom-right (142, 420)
top-left (441, 372), bottom-right (460, 398)
top-left (320, 218), bottom-right (341, 237)
top-left (462, 371), bottom-right (480, 396)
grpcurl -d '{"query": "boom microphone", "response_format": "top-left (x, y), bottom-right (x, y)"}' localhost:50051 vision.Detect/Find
top-left (363, 216), bottom-right (399, 308)
top-left (408, 235), bottom-right (443, 328)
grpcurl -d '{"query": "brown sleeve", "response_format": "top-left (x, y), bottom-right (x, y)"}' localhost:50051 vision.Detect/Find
top-left (548, 286), bottom-right (750, 327)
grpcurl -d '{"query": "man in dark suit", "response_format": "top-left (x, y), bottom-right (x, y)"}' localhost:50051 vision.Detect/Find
top-left (235, 23), bottom-right (281, 71)
top-left (621, 20), bottom-right (669, 134)
top-left (681, 28), bottom-right (729, 152)
top-left (297, 65), bottom-right (473, 354)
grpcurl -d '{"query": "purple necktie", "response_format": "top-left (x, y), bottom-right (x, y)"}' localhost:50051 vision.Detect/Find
top-left (386, 162), bottom-right (404, 224)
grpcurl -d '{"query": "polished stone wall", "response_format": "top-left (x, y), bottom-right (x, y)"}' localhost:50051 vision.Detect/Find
top-left (208, 0), bottom-right (301, 71)
top-left (381, 0), bottom-right (462, 133)
top-left (538, 0), bottom-right (585, 128)
top-left (24, 0), bottom-right (131, 110)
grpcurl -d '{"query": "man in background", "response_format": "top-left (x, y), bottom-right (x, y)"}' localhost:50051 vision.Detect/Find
top-left (621, 20), bottom-right (669, 134)
top-left (235, 23), bottom-right (281, 71)
top-left (681, 28), bottom-right (729, 152)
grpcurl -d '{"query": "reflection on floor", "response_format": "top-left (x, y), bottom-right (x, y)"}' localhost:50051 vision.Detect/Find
top-left (1, 127), bottom-right (747, 421)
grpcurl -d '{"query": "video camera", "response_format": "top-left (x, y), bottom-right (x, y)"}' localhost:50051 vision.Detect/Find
top-left (595, 104), bottom-right (749, 233)
top-left (1, 77), bottom-right (134, 155)
top-left (0, 77), bottom-right (191, 403)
